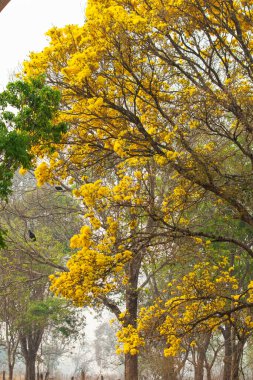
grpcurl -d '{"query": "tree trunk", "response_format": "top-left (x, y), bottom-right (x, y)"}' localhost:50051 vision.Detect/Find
top-left (222, 325), bottom-right (232, 380)
top-left (162, 356), bottom-right (177, 380)
top-left (194, 351), bottom-right (205, 380)
top-left (20, 330), bottom-right (43, 380)
top-left (205, 359), bottom-right (212, 380)
top-left (231, 340), bottom-right (245, 380)
top-left (125, 354), bottom-right (138, 380)
top-left (8, 364), bottom-right (14, 380)
top-left (221, 324), bottom-right (245, 380)
top-left (124, 253), bottom-right (142, 380)
top-left (24, 354), bottom-right (36, 380)
top-left (81, 370), bottom-right (85, 380)
top-left (194, 333), bottom-right (211, 380)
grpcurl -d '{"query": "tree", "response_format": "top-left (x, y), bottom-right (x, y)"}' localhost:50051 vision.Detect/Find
top-left (0, 175), bottom-right (82, 380)
top-left (94, 322), bottom-right (123, 376)
top-left (4, 0), bottom-right (253, 378)
top-left (0, 75), bottom-right (66, 198)
top-left (0, 293), bottom-right (20, 380)
top-left (19, 297), bottom-right (80, 380)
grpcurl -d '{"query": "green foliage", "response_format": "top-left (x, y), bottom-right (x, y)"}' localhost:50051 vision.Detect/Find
top-left (25, 298), bottom-right (80, 338)
top-left (0, 76), bottom-right (68, 245)
top-left (0, 75), bottom-right (67, 200)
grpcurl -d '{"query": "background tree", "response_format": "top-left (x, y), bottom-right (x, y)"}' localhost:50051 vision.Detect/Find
top-left (94, 322), bottom-right (123, 376)
top-left (0, 173), bottom-right (82, 380)
top-left (0, 76), bottom-right (66, 217)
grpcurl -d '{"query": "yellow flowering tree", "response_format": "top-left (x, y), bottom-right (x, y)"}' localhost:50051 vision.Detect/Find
top-left (5, 0), bottom-right (253, 378)
top-left (117, 254), bottom-right (253, 379)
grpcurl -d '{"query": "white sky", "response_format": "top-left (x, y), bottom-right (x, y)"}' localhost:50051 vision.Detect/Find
top-left (0, 0), bottom-right (85, 89)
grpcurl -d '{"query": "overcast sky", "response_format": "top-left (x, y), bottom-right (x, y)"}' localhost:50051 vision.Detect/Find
top-left (0, 0), bottom-right (85, 89)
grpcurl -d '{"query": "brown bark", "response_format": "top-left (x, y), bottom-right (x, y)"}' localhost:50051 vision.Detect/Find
top-left (162, 356), bottom-right (177, 380)
top-left (125, 354), bottom-right (138, 380)
top-left (0, 0), bottom-right (11, 13)
top-left (8, 365), bottom-right (13, 380)
top-left (194, 352), bottom-right (205, 380)
top-left (221, 324), bottom-right (245, 380)
top-left (193, 334), bottom-right (211, 380)
top-left (5, 316), bottom-right (19, 380)
top-left (124, 253), bottom-right (142, 380)
top-left (231, 340), bottom-right (244, 380)
top-left (24, 355), bottom-right (36, 380)
top-left (205, 359), bottom-right (212, 380)
top-left (20, 330), bottom-right (43, 380)
top-left (81, 370), bottom-right (85, 380)
top-left (222, 325), bottom-right (233, 380)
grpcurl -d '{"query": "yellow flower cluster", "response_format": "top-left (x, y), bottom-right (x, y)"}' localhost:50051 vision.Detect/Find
top-left (34, 162), bottom-right (51, 187)
top-left (73, 180), bottom-right (110, 209)
top-left (50, 201), bottom-right (133, 307)
top-left (117, 258), bottom-right (252, 357)
top-left (50, 246), bottom-right (132, 307)
top-left (19, 167), bottom-right (28, 176)
top-left (70, 226), bottom-right (92, 249)
top-left (113, 176), bottom-right (140, 202)
top-left (116, 325), bottom-right (145, 355)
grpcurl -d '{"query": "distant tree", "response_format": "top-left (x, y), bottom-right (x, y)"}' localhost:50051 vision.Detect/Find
top-left (94, 322), bottom-right (123, 375)
top-left (0, 175), bottom-right (82, 380)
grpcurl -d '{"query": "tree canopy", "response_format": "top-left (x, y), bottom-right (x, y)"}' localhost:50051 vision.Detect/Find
top-left (3, 0), bottom-right (253, 379)
top-left (0, 76), bottom-right (67, 245)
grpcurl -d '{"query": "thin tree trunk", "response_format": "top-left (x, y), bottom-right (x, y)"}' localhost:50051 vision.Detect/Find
top-left (221, 324), bottom-right (245, 380)
top-left (124, 253), bottom-right (142, 380)
top-left (6, 318), bottom-right (19, 380)
top-left (194, 333), bottom-right (211, 380)
top-left (205, 359), bottom-right (212, 380)
top-left (8, 364), bottom-right (14, 380)
top-left (162, 356), bottom-right (177, 380)
top-left (232, 340), bottom-right (245, 380)
top-left (194, 350), bottom-right (205, 380)
top-left (222, 325), bottom-right (233, 380)
top-left (81, 369), bottom-right (85, 380)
